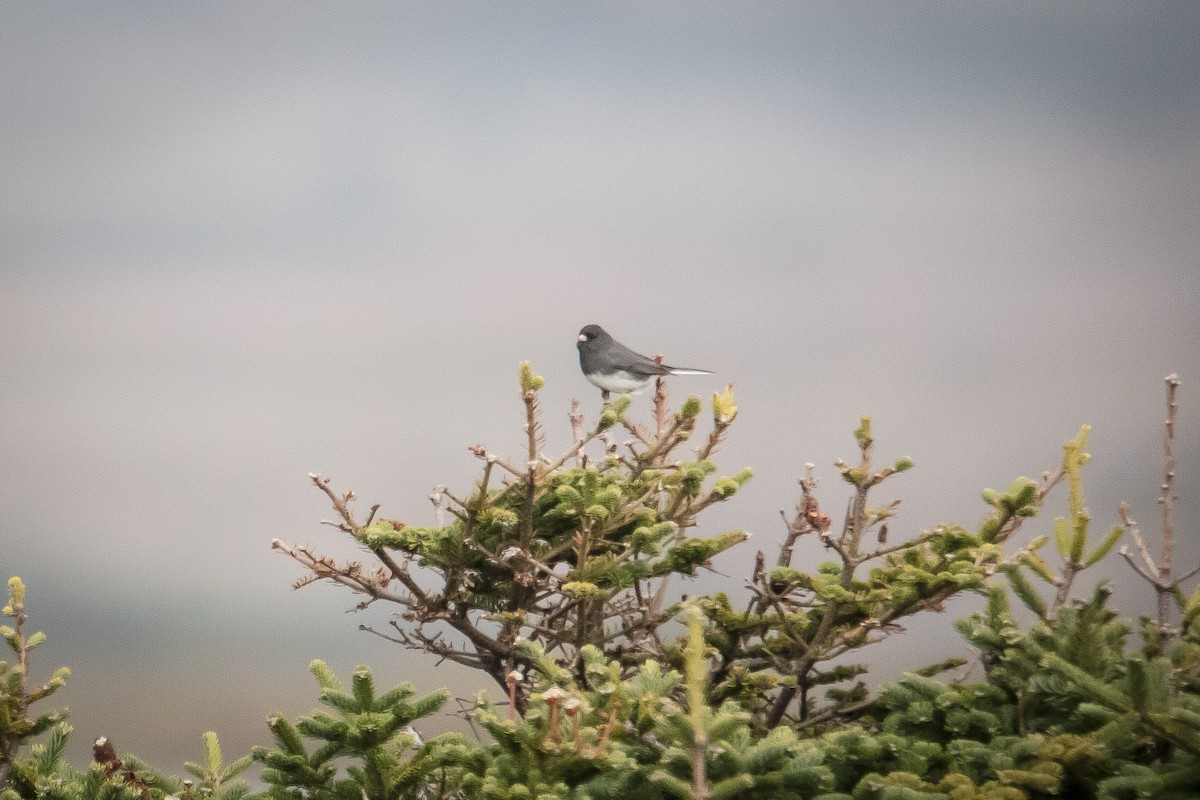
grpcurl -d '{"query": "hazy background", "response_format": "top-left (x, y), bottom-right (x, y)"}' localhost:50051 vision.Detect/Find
top-left (2, 1), bottom-right (1198, 773)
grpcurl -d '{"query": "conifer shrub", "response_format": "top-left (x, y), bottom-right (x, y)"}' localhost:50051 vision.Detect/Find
top-left (2, 372), bottom-right (1197, 800)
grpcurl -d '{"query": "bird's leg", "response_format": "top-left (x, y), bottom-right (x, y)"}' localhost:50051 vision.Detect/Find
top-left (601, 389), bottom-right (611, 403)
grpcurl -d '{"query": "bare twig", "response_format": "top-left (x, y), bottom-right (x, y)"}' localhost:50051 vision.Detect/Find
top-left (1118, 375), bottom-right (1193, 645)
top-left (652, 362), bottom-right (669, 437)
top-left (569, 399), bottom-right (585, 465)
top-left (1159, 374), bottom-right (1179, 618)
top-left (309, 473), bottom-right (359, 531)
top-left (1119, 502), bottom-right (1159, 576)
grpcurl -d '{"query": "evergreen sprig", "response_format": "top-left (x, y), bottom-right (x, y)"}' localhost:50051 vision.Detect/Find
top-left (0, 578), bottom-right (69, 789)
top-left (252, 661), bottom-right (475, 800)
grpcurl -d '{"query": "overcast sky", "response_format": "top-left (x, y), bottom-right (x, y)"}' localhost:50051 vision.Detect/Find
top-left (2, 1), bottom-right (1198, 773)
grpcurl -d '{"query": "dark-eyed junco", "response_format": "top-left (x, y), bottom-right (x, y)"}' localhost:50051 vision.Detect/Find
top-left (576, 324), bottom-right (712, 400)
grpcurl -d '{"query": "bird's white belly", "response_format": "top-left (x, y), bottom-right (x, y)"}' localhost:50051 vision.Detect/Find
top-left (587, 370), bottom-right (652, 394)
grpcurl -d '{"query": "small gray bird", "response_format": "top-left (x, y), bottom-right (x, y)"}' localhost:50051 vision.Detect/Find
top-left (576, 324), bottom-right (712, 400)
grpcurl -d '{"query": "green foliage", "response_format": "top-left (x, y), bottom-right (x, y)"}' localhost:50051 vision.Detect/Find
top-left (0, 578), bottom-right (70, 789)
top-left (3, 722), bottom-right (249, 800)
top-left (998, 426), bottom-right (1129, 622)
top-left (184, 731), bottom-right (254, 788)
top-left (252, 661), bottom-right (476, 800)
top-left (948, 575), bottom-right (1200, 796)
top-left (278, 365), bottom-right (756, 707)
top-left (8, 376), bottom-right (1200, 800)
top-left (699, 418), bottom-right (1052, 731)
top-left (282, 369), bottom-right (1121, 739)
top-left (467, 608), bottom-right (846, 800)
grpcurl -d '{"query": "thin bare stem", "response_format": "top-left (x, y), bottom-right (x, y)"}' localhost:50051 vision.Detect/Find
top-left (1119, 503), bottom-right (1159, 577)
top-left (1159, 374), bottom-right (1179, 615)
top-left (569, 399), bottom-right (585, 465)
top-left (1117, 375), bottom-right (1192, 645)
top-left (309, 473), bottom-right (360, 531)
top-left (652, 364), bottom-right (669, 437)
top-left (1120, 548), bottom-right (1159, 586)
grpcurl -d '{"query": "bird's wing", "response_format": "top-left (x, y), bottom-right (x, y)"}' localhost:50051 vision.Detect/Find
top-left (595, 339), bottom-right (673, 376)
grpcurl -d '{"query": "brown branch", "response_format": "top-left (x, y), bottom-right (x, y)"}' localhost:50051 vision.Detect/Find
top-left (1119, 503), bottom-right (1160, 577)
top-left (621, 418), bottom-right (652, 446)
top-left (1176, 562), bottom-right (1200, 584)
top-left (1158, 375), bottom-right (1179, 633)
top-left (1120, 548), bottom-right (1160, 586)
top-left (636, 418), bottom-right (685, 468)
top-left (1051, 561), bottom-right (1081, 617)
top-left (469, 444), bottom-right (526, 479)
top-left (371, 547), bottom-right (432, 603)
top-left (856, 530), bottom-right (934, 564)
top-left (696, 420), bottom-right (730, 463)
top-left (544, 424), bottom-right (607, 474)
top-left (362, 622), bottom-right (491, 673)
top-left (653, 368), bottom-right (669, 437)
top-left (569, 399), bottom-right (585, 465)
top-left (309, 473), bottom-right (360, 531)
top-left (1117, 376), bottom-right (1193, 643)
top-left (1161, 375), bottom-right (1179, 576)
top-left (791, 697), bottom-right (877, 732)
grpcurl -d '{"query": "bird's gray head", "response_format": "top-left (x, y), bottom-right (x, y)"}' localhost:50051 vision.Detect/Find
top-left (577, 324), bottom-right (608, 351)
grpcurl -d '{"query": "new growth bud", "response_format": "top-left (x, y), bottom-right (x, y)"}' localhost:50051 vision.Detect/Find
top-left (519, 362), bottom-right (545, 392)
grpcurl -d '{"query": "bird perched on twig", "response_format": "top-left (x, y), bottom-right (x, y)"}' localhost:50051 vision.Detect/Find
top-left (576, 324), bottom-right (712, 401)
